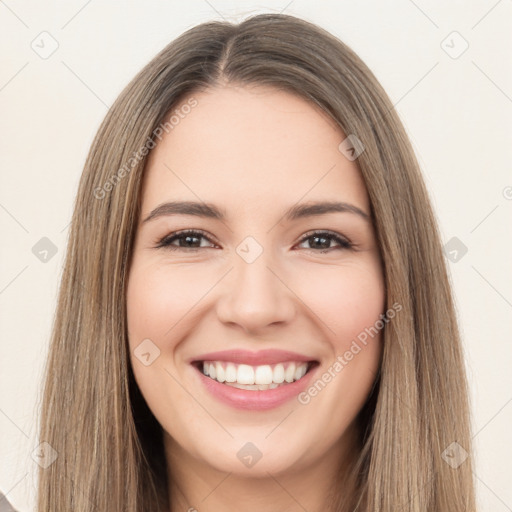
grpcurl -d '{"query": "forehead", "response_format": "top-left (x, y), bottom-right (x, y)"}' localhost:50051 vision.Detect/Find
top-left (141, 85), bottom-right (369, 219)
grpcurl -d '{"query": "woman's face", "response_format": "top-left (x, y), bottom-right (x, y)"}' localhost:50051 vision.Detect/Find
top-left (126, 85), bottom-right (385, 478)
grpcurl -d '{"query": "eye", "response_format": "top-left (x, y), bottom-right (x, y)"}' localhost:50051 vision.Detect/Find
top-left (155, 229), bottom-right (217, 251)
top-left (155, 229), bottom-right (353, 253)
top-left (295, 230), bottom-right (353, 253)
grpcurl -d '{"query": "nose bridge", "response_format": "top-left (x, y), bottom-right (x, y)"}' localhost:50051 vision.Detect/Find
top-left (216, 235), bottom-right (295, 331)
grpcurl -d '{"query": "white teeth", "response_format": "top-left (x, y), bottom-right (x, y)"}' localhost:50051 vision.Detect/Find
top-left (200, 361), bottom-right (311, 387)
top-left (225, 363), bottom-right (237, 382)
top-left (225, 382), bottom-right (256, 390)
top-left (294, 364), bottom-right (307, 381)
top-left (216, 364), bottom-right (226, 383)
top-left (225, 382), bottom-right (277, 390)
top-left (254, 365), bottom-right (273, 385)
top-left (273, 363), bottom-right (285, 383)
top-left (284, 364), bottom-right (296, 383)
top-left (237, 364), bottom-right (254, 385)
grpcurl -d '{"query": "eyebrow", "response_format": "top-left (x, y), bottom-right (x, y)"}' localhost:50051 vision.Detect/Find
top-left (142, 200), bottom-right (371, 224)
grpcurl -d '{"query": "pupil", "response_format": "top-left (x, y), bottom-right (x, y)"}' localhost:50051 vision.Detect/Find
top-left (184, 235), bottom-right (199, 247)
top-left (312, 235), bottom-right (329, 249)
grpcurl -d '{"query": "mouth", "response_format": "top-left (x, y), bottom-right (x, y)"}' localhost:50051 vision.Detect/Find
top-left (189, 349), bottom-right (320, 410)
top-left (192, 360), bottom-right (318, 391)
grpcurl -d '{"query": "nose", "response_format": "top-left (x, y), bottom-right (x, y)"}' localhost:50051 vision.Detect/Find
top-left (215, 248), bottom-right (296, 335)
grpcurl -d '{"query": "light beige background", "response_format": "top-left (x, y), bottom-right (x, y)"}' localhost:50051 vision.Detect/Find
top-left (1, 1), bottom-right (511, 510)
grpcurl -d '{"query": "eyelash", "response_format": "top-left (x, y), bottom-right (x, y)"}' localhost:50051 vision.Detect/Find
top-left (155, 229), bottom-right (354, 253)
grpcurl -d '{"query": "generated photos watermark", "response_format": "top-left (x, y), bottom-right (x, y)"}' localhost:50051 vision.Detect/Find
top-left (93, 97), bottom-right (198, 199)
top-left (297, 301), bottom-right (402, 405)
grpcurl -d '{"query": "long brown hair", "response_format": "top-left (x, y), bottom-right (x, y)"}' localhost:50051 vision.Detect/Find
top-left (36, 13), bottom-right (477, 511)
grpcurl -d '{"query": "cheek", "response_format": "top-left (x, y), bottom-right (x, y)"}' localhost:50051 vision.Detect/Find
top-left (126, 262), bottom-right (203, 416)
top-left (294, 260), bottom-right (386, 349)
top-left (126, 261), bottom-right (211, 345)
top-left (291, 262), bottom-right (385, 449)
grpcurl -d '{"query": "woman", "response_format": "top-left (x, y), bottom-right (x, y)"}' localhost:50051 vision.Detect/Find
top-left (36, 13), bottom-right (477, 511)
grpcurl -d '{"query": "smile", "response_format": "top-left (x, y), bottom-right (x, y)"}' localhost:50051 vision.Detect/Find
top-left (200, 361), bottom-right (311, 390)
top-left (189, 349), bottom-right (319, 410)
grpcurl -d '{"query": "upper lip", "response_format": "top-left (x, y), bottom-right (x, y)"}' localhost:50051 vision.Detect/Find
top-left (190, 349), bottom-right (317, 366)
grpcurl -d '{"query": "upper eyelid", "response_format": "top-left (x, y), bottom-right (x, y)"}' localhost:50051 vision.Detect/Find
top-left (156, 229), bottom-right (218, 248)
top-left (168, 229), bottom-right (217, 243)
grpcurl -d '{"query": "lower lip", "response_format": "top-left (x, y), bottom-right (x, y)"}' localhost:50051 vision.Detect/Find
top-left (193, 363), bottom-right (318, 410)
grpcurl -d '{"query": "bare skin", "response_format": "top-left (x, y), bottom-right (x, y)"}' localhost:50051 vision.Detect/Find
top-left (126, 84), bottom-right (385, 512)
